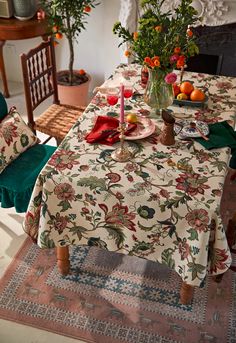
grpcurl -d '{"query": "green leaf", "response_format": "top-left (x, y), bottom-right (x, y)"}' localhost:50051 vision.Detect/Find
top-left (137, 221), bottom-right (156, 231)
top-left (188, 262), bottom-right (206, 280)
top-left (33, 191), bottom-right (43, 207)
top-left (161, 249), bottom-right (175, 269)
top-left (187, 228), bottom-right (199, 241)
top-left (13, 141), bottom-right (19, 154)
top-left (58, 200), bottom-right (72, 212)
top-left (40, 231), bottom-right (55, 248)
top-left (77, 176), bottom-right (107, 191)
top-left (69, 225), bottom-right (87, 239)
top-left (105, 225), bottom-right (126, 248)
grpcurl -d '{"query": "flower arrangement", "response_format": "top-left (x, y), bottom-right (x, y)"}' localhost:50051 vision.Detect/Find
top-left (39, 0), bottom-right (100, 86)
top-left (113, 0), bottom-right (199, 84)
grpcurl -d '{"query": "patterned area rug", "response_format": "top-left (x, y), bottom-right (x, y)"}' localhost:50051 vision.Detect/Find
top-left (0, 170), bottom-right (236, 343)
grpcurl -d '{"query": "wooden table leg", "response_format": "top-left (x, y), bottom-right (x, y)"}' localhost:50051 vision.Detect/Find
top-left (0, 41), bottom-right (10, 98)
top-left (180, 282), bottom-right (194, 305)
top-left (56, 246), bottom-right (70, 275)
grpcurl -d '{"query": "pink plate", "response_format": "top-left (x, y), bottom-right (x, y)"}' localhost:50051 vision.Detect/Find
top-left (125, 116), bottom-right (156, 140)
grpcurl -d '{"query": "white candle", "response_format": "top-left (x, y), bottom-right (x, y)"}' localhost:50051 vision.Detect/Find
top-left (120, 84), bottom-right (124, 124)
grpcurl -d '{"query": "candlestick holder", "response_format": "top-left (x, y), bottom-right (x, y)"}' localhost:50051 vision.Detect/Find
top-left (111, 123), bottom-right (133, 162)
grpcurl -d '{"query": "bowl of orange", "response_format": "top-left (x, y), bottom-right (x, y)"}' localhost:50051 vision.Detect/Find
top-left (173, 81), bottom-right (207, 108)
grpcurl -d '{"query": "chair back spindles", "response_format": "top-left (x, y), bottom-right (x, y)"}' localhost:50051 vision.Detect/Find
top-left (21, 37), bottom-right (60, 120)
top-left (20, 37), bottom-right (85, 143)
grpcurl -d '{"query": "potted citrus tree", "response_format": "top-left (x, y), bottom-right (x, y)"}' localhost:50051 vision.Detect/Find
top-left (39, 0), bottom-right (100, 107)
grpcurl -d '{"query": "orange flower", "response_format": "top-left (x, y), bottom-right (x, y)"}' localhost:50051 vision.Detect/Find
top-left (133, 32), bottom-right (138, 40)
top-left (152, 56), bottom-right (160, 67)
top-left (53, 41), bottom-right (59, 47)
top-left (178, 55), bottom-right (186, 61)
top-left (79, 69), bottom-right (86, 75)
top-left (55, 32), bottom-right (63, 40)
top-left (153, 59), bottom-right (160, 67)
top-left (124, 50), bottom-right (131, 57)
top-left (187, 29), bottom-right (193, 37)
top-left (84, 6), bottom-right (91, 12)
top-left (174, 47), bottom-right (181, 54)
top-left (155, 25), bottom-right (162, 32)
top-left (176, 58), bottom-right (185, 69)
top-left (148, 60), bottom-right (155, 68)
top-left (144, 57), bottom-right (152, 64)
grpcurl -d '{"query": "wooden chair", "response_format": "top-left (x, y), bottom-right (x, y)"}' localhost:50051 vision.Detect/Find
top-left (21, 37), bottom-right (85, 145)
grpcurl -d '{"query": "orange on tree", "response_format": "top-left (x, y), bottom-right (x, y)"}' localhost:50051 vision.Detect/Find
top-left (179, 81), bottom-right (194, 95)
top-left (55, 32), bottom-right (63, 39)
top-left (84, 6), bottom-right (91, 12)
top-left (190, 88), bottom-right (205, 101)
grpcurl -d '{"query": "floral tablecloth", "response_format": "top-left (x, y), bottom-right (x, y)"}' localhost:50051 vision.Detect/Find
top-left (24, 64), bottom-right (236, 287)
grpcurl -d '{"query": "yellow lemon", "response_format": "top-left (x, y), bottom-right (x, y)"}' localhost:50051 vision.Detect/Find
top-left (126, 113), bottom-right (138, 123)
top-left (177, 93), bottom-right (188, 100)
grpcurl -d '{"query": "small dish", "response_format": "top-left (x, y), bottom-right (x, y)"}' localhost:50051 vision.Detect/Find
top-left (173, 95), bottom-right (208, 108)
top-left (125, 115), bottom-right (156, 140)
top-left (174, 120), bottom-right (209, 138)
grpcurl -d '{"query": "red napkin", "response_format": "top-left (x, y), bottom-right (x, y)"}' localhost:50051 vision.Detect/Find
top-left (85, 115), bottom-right (137, 145)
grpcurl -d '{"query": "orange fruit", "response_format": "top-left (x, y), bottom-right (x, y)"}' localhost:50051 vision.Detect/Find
top-left (79, 69), bottom-right (86, 75)
top-left (84, 6), bottom-right (91, 12)
top-left (190, 89), bottom-right (205, 101)
top-left (179, 81), bottom-right (194, 95)
top-left (55, 32), bottom-right (63, 39)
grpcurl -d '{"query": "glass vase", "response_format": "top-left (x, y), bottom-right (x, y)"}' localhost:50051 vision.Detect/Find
top-left (143, 68), bottom-right (174, 116)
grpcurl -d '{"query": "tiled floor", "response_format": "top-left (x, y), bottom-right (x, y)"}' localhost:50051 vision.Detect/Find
top-left (0, 81), bottom-right (85, 343)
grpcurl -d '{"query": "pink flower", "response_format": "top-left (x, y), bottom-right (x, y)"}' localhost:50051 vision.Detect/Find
top-left (169, 54), bottom-right (179, 64)
top-left (185, 209), bottom-right (209, 233)
top-left (54, 183), bottom-right (76, 201)
top-left (165, 72), bottom-right (177, 84)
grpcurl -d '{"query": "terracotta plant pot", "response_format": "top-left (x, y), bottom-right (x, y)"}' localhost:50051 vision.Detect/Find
top-left (57, 70), bottom-right (91, 107)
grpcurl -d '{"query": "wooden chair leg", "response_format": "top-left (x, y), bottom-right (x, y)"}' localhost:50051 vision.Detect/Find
top-left (0, 41), bottom-right (10, 98)
top-left (56, 246), bottom-right (70, 275)
top-left (180, 282), bottom-right (194, 305)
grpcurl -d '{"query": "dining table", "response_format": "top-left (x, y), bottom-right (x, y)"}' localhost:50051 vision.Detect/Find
top-left (23, 63), bottom-right (236, 305)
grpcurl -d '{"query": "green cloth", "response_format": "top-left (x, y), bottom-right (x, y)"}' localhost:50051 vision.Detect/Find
top-left (0, 92), bottom-right (8, 119)
top-left (195, 121), bottom-right (236, 168)
top-left (0, 144), bottom-right (56, 213)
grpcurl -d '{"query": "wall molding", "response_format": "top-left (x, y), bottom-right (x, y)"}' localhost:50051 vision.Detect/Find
top-left (119, 0), bottom-right (236, 29)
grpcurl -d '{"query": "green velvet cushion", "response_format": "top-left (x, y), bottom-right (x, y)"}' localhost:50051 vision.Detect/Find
top-left (0, 92), bottom-right (8, 119)
top-left (0, 144), bottom-right (56, 213)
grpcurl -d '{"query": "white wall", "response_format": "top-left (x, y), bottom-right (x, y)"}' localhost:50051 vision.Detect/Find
top-left (2, 0), bottom-right (122, 92)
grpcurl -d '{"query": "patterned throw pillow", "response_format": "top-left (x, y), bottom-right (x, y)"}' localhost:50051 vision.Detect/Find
top-left (0, 109), bottom-right (38, 174)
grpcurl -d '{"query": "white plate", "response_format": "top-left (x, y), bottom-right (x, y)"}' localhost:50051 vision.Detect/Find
top-left (125, 115), bottom-right (156, 140)
top-left (174, 120), bottom-right (209, 138)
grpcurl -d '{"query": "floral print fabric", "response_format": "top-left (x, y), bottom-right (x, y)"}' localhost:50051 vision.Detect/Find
top-left (24, 64), bottom-right (236, 286)
top-left (0, 109), bottom-right (38, 174)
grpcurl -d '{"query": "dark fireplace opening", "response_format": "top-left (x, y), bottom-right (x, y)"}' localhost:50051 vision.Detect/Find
top-left (186, 23), bottom-right (236, 77)
top-left (186, 53), bottom-right (222, 75)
